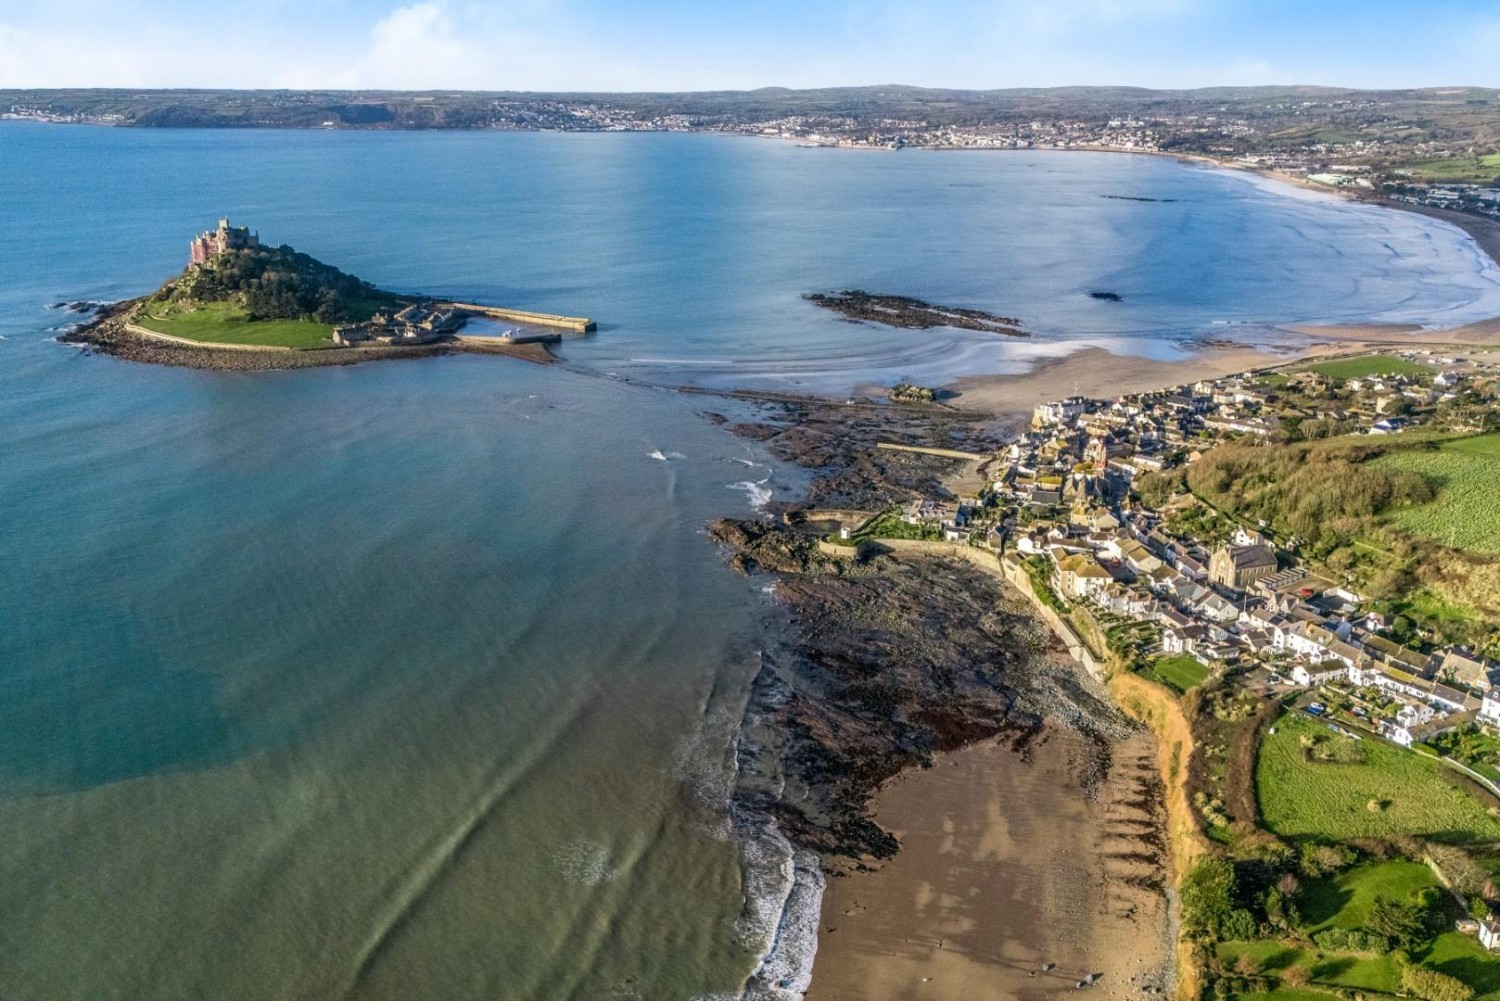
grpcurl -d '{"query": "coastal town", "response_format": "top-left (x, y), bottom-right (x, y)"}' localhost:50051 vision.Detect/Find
top-left (706, 344), bottom-right (1498, 998)
top-left (10, 87), bottom-right (1500, 227)
top-left (883, 352), bottom-right (1500, 751)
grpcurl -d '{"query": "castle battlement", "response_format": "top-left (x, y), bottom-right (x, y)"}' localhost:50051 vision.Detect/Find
top-left (189, 217), bottom-right (260, 265)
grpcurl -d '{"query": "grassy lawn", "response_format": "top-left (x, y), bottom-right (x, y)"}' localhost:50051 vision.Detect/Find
top-left (852, 510), bottom-right (941, 543)
top-left (1427, 930), bottom-right (1500, 998)
top-left (1223, 862), bottom-right (1500, 1001)
top-left (1256, 714), bottom-right (1500, 842)
top-left (1145, 654), bottom-right (1210, 693)
top-left (1218, 939), bottom-right (1401, 996)
top-left (1301, 354), bottom-right (1430, 381)
top-left (136, 300), bottom-right (334, 349)
top-left (1375, 434), bottom-right (1500, 555)
top-left (1300, 859), bottom-right (1437, 931)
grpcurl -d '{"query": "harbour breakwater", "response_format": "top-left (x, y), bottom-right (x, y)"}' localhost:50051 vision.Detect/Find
top-left (442, 302), bottom-right (596, 333)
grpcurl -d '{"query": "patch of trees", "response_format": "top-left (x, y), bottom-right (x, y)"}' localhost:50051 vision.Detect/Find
top-left (1183, 838), bottom-right (1476, 1001)
top-left (167, 244), bottom-right (399, 323)
top-left (1185, 441), bottom-right (1435, 556)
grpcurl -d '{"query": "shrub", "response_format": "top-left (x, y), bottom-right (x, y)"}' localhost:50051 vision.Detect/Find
top-left (1311, 927), bottom-right (1391, 953)
top-left (1401, 965), bottom-right (1475, 1001)
top-left (1182, 856), bottom-right (1238, 941)
top-left (1223, 908), bottom-right (1259, 941)
top-left (1300, 842), bottom-right (1358, 878)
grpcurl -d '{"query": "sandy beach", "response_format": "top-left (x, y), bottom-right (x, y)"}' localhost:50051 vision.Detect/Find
top-left (947, 343), bottom-right (1316, 420)
top-left (950, 320), bottom-right (1499, 422)
top-left (807, 723), bottom-right (1171, 1001)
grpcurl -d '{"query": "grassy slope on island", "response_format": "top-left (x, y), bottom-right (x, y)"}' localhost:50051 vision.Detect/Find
top-left (1373, 434), bottom-right (1500, 555)
top-left (136, 301), bottom-right (334, 348)
top-left (1256, 714), bottom-right (1500, 843)
top-left (132, 241), bottom-right (406, 349)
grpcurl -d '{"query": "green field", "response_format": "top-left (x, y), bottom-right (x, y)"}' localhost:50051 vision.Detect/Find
top-left (1375, 435), bottom-right (1500, 555)
top-left (1221, 861), bottom-right (1500, 1001)
top-left (1403, 153), bottom-right (1500, 184)
top-left (1145, 654), bottom-right (1210, 693)
top-left (1301, 354), bottom-right (1430, 380)
top-left (1256, 714), bottom-right (1500, 842)
top-left (1300, 859), bottom-right (1437, 932)
top-left (136, 301), bottom-right (334, 349)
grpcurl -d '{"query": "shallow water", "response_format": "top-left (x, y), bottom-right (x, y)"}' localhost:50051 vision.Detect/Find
top-left (2, 123), bottom-right (1498, 999)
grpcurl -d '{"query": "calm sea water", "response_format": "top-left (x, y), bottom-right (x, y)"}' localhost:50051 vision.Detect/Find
top-left (3, 123), bottom-right (1499, 1000)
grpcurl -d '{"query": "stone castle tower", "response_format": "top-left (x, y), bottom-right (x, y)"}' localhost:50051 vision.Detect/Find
top-left (189, 218), bottom-right (260, 265)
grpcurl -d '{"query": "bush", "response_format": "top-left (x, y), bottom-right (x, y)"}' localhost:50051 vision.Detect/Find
top-left (1311, 927), bottom-right (1391, 953)
top-left (1401, 965), bottom-right (1475, 1001)
top-left (1223, 908), bottom-right (1259, 941)
top-left (1182, 856), bottom-right (1238, 941)
top-left (1369, 893), bottom-right (1442, 950)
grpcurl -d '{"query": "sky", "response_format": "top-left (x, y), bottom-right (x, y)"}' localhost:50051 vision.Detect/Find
top-left (0, 0), bottom-right (1497, 92)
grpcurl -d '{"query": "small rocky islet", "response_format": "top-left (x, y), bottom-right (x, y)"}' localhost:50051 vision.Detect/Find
top-left (805, 289), bottom-right (1028, 336)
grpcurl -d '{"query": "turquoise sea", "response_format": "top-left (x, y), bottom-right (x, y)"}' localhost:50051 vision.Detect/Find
top-left (3, 123), bottom-right (1499, 1000)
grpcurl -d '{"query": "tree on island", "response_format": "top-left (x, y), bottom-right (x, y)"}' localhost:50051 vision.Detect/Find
top-left (161, 242), bottom-right (400, 324)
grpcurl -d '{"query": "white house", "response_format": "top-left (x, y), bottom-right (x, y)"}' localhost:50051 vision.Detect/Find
top-left (1481, 917), bottom-right (1500, 951)
top-left (1291, 662), bottom-right (1351, 687)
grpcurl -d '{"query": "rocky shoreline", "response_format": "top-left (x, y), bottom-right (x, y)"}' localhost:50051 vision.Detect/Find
top-left (709, 395), bottom-right (1140, 865)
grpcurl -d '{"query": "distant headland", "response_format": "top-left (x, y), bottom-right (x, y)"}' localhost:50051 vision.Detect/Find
top-left (62, 218), bottom-right (595, 370)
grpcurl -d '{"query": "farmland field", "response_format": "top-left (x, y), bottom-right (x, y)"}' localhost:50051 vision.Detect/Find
top-left (1375, 435), bottom-right (1500, 555)
top-left (135, 301), bottom-right (335, 349)
top-left (1256, 714), bottom-right (1500, 842)
top-left (1403, 153), bottom-right (1500, 183)
top-left (1301, 354), bottom-right (1430, 380)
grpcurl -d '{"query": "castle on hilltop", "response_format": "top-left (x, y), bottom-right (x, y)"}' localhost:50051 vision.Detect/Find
top-left (189, 218), bottom-right (259, 265)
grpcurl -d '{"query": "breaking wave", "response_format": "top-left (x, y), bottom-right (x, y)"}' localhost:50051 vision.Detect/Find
top-left (727, 476), bottom-right (773, 512)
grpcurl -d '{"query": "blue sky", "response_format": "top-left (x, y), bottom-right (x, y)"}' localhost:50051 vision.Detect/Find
top-left (1, 0), bottom-right (1496, 91)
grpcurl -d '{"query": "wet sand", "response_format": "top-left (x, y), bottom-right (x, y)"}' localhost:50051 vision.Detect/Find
top-left (808, 725), bottom-right (1171, 1001)
top-left (1287, 317), bottom-right (1500, 346)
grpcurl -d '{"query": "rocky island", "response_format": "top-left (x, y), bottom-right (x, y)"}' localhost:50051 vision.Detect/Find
top-left (63, 219), bottom-right (594, 370)
top-left (805, 289), bottom-right (1027, 336)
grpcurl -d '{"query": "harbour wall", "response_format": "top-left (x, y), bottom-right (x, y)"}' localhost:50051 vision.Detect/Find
top-left (443, 302), bottom-right (596, 333)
